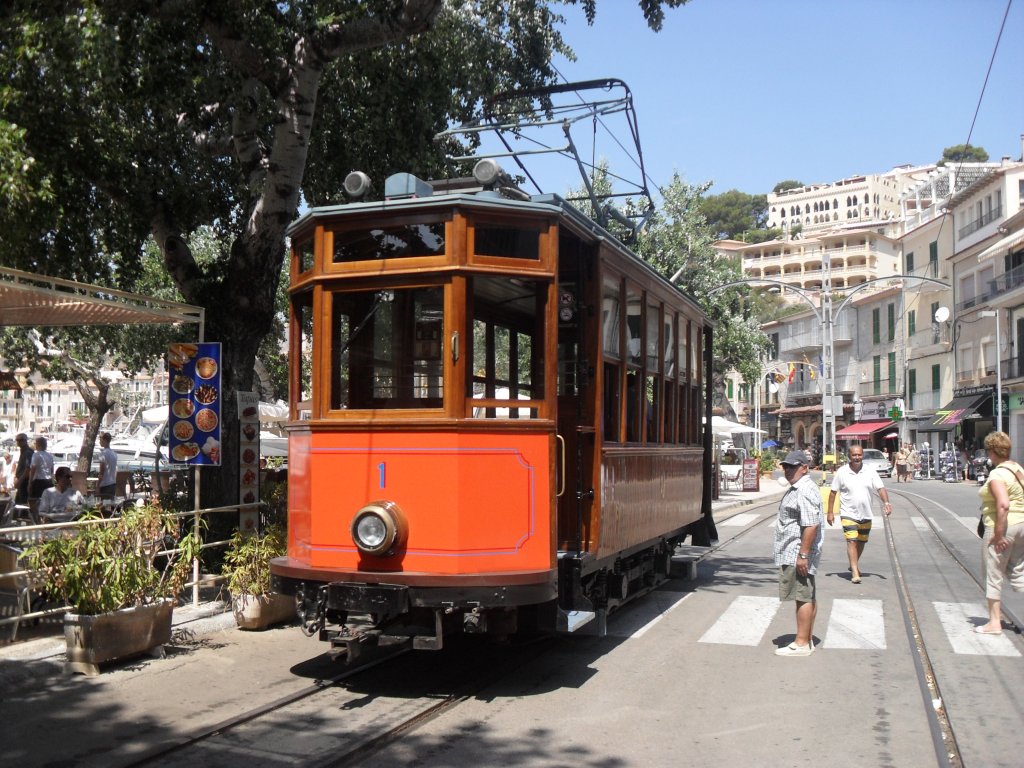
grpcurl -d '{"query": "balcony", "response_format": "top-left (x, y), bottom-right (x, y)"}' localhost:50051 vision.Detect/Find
top-left (958, 205), bottom-right (1002, 240)
top-left (989, 264), bottom-right (1024, 299)
top-left (909, 389), bottom-right (942, 411)
top-left (786, 378), bottom-right (821, 396)
top-left (857, 378), bottom-right (902, 397)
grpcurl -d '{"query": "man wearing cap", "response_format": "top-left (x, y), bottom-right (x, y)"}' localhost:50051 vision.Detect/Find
top-left (774, 449), bottom-right (824, 656)
top-left (37, 466), bottom-right (84, 522)
top-left (827, 443), bottom-right (892, 583)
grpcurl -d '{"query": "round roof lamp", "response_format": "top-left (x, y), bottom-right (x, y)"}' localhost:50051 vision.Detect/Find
top-left (473, 159), bottom-right (503, 188)
top-left (343, 171), bottom-right (372, 200)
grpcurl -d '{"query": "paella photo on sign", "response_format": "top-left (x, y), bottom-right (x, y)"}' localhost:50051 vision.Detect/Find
top-left (195, 408), bottom-right (219, 432)
top-left (172, 399), bottom-right (195, 418)
top-left (173, 421), bottom-right (194, 441)
top-left (172, 442), bottom-right (200, 462)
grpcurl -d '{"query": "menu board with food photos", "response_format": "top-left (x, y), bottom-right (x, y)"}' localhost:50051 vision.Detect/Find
top-left (237, 390), bottom-right (261, 532)
top-left (167, 341), bottom-right (222, 466)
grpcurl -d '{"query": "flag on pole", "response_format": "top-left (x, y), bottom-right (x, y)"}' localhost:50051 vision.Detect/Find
top-left (773, 372), bottom-right (786, 384)
top-left (787, 362), bottom-right (796, 383)
top-left (817, 355), bottom-right (824, 378)
top-left (805, 355), bottom-right (816, 379)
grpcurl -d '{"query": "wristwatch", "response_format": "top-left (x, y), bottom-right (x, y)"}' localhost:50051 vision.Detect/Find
top-left (798, 552), bottom-right (810, 560)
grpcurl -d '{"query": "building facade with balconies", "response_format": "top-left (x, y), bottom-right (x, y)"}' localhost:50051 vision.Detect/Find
top-left (946, 156), bottom-right (1024, 455)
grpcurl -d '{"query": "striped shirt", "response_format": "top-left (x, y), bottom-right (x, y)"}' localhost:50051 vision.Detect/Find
top-left (774, 473), bottom-right (824, 573)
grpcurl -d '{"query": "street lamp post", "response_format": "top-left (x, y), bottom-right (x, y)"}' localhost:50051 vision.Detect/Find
top-left (981, 309), bottom-right (1003, 432)
top-left (701, 272), bottom-right (949, 468)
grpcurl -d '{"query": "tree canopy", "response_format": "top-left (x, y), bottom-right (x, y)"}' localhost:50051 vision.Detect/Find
top-left (699, 189), bottom-right (768, 241)
top-left (0, 1), bottom-right (691, 506)
top-left (938, 144), bottom-right (989, 165)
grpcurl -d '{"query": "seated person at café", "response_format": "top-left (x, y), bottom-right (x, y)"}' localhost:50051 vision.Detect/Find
top-left (37, 466), bottom-right (84, 522)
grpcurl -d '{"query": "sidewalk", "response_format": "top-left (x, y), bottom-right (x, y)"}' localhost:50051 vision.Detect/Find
top-left (711, 471), bottom-right (788, 517)
top-left (0, 595), bottom-right (234, 665)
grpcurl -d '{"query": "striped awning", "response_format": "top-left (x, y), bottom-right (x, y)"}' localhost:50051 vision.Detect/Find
top-left (835, 420), bottom-right (895, 438)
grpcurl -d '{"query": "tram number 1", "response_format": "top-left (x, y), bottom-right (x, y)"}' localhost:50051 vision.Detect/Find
top-left (378, 462), bottom-right (386, 489)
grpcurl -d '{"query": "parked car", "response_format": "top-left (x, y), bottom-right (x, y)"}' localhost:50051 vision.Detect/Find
top-left (860, 448), bottom-right (892, 478)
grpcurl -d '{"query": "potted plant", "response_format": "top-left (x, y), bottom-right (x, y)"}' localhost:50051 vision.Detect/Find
top-left (222, 523), bottom-right (294, 630)
top-left (24, 503), bottom-right (202, 675)
top-left (758, 450), bottom-right (778, 477)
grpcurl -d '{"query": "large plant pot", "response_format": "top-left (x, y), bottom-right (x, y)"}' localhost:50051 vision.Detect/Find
top-left (232, 592), bottom-right (296, 631)
top-left (64, 600), bottom-right (174, 676)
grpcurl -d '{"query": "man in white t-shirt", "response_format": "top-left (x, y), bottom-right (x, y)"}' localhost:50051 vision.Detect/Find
top-left (827, 444), bottom-right (893, 584)
top-left (97, 432), bottom-right (118, 499)
top-left (37, 466), bottom-right (84, 522)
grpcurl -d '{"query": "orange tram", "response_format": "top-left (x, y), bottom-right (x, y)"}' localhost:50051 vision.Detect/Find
top-left (270, 168), bottom-right (716, 659)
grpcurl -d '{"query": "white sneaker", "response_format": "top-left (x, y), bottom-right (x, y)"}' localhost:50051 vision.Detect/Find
top-left (775, 642), bottom-right (814, 656)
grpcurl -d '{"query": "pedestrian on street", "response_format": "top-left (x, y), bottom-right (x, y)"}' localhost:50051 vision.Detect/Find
top-left (97, 432), bottom-right (118, 499)
top-left (894, 444), bottom-right (908, 482)
top-left (975, 431), bottom-right (1024, 634)
top-left (827, 444), bottom-right (892, 583)
top-left (774, 450), bottom-right (823, 656)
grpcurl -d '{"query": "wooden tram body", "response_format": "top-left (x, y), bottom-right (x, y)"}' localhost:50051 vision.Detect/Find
top-left (270, 172), bottom-right (714, 657)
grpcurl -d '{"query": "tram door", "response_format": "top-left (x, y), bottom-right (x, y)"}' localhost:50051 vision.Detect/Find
top-left (555, 235), bottom-right (598, 554)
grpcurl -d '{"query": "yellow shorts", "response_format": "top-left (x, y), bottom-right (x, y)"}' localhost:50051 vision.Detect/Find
top-left (841, 517), bottom-right (872, 542)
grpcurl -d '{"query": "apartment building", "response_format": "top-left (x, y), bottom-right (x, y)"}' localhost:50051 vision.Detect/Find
top-left (946, 156), bottom-right (1024, 456)
top-left (766, 165), bottom-right (937, 238)
top-left (723, 141), bottom-right (1023, 463)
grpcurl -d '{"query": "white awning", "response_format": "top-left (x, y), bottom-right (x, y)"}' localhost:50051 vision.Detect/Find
top-left (0, 266), bottom-right (203, 328)
top-left (976, 229), bottom-right (1024, 263)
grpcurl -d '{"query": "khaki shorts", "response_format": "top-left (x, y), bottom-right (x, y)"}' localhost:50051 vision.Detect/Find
top-left (779, 564), bottom-right (816, 602)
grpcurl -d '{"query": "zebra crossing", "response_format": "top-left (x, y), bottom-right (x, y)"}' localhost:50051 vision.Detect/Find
top-left (690, 595), bottom-right (1019, 656)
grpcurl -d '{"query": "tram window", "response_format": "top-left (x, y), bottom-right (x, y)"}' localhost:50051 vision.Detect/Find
top-left (603, 362), bottom-right (620, 442)
top-left (332, 220), bottom-right (446, 263)
top-left (469, 276), bottom-right (544, 418)
top-left (646, 303), bottom-right (660, 373)
top-left (601, 277), bottom-right (621, 359)
top-left (646, 375), bottom-right (660, 443)
top-left (330, 286), bottom-right (444, 410)
top-left (625, 288), bottom-right (642, 366)
top-left (473, 223), bottom-right (541, 260)
top-left (664, 317), bottom-right (676, 379)
top-left (294, 291), bottom-right (314, 419)
top-left (625, 370), bottom-right (643, 442)
top-left (295, 239), bottom-right (315, 273)
top-left (663, 378), bottom-right (676, 443)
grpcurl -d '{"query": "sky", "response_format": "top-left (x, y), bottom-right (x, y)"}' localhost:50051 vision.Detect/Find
top-left (483, 0), bottom-right (1023, 200)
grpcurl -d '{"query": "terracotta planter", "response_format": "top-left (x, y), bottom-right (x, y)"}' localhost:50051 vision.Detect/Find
top-left (232, 592), bottom-right (296, 630)
top-left (64, 600), bottom-right (173, 676)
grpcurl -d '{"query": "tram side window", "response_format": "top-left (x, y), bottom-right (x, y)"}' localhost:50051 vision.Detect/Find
top-left (473, 222), bottom-right (541, 260)
top-left (646, 302), bottom-right (661, 443)
top-left (469, 276), bottom-right (544, 418)
top-left (293, 291), bottom-right (314, 419)
top-left (332, 220), bottom-right (446, 263)
top-left (330, 287), bottom-right (444, 410)
top-left (624, 287), bottom-right (643, 442)
top-left (663, 315), bottom-right (677, 443)
top-left (295, 238), bottom-right (315, 273)
top-left (601, 277), bottom-right (622, 442)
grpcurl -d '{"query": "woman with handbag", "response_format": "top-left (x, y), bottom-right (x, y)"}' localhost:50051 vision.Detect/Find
top-left (976, 431), bottom-right (1024, 634)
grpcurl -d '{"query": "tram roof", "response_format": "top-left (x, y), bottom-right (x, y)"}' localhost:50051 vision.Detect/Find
top-left (289, 187), bottom-right (708, 318)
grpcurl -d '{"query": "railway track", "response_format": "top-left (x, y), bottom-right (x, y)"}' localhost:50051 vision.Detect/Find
top-left (122, 633), bottom-right (557, 767)
top-left (100, 494), bottom-right (1022, 768)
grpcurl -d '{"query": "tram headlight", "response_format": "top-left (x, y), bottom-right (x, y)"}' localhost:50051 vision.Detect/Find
top-left (350, 500), bottom-right (407, 556)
